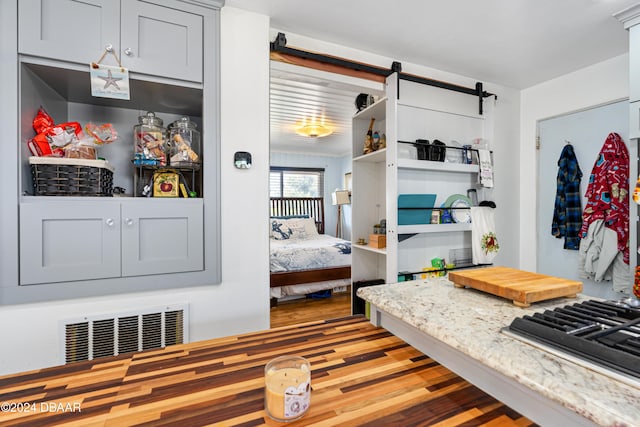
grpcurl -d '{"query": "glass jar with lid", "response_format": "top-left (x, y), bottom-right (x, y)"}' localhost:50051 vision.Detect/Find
top-left (167, 116), bottom-right (201, 166)
top-left (133, 111), bottom-right (166, 166)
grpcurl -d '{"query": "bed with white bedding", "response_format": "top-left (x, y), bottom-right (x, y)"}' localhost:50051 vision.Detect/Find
top-left (270, 197), bottom-right (352, 299)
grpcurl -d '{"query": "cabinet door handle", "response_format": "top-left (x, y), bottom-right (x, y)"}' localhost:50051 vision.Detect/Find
top-left (125, 218), bottom-right (134, 227)
top-left (124, 47), bottom-right (133, 56)
top-left (105, 218), bottom-right (115, 227)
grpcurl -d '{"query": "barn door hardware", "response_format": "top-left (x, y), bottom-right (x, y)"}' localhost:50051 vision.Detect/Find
top-left (270, 32), bottom-right (496, 115)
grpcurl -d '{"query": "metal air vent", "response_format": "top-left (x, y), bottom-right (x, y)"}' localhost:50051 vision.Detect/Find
top-left (62, 304), bottom-right (188, 364)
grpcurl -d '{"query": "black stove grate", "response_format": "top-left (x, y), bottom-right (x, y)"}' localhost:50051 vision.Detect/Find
top-left (508, 300), bottom-right (640, 379)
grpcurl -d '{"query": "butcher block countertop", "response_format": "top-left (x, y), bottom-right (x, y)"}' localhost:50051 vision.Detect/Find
top-left (448, 266), bottom-right (583, 306)
top-left (0, 316), bottom-right (536, 426)
top-left (357, 277), bottom-right (640, 427)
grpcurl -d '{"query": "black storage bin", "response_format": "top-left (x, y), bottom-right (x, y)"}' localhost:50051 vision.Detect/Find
top-left (29, 157), bottom-right (114, 196)
top-left (430, 140), bottom-right (446, 162)
top-left (413, 139), bottom-right (430, 160)
top-left (413, 139), bottom-right (446, 161)
top-left (352, 279), bottom-right (385, 315)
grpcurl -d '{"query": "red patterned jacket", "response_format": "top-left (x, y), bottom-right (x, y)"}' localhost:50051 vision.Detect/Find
top-left (580, 132), bottom-right (629, 263)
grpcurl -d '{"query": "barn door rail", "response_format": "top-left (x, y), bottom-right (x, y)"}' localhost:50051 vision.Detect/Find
top-left (270, 32), bottom-right (496, 115)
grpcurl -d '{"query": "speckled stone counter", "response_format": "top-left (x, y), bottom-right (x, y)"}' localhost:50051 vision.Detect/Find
top-left (357, 278), bottom-right (640, 427)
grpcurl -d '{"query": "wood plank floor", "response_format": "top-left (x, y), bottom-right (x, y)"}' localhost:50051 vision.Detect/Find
top-left (270, 291), bottom-right (351, 328)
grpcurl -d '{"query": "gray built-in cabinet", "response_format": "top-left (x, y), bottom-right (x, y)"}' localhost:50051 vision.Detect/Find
top-left (0, 0), bottom-right (222, 304)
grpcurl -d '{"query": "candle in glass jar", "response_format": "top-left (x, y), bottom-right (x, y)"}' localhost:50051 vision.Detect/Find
top-left (264, 356), bottom-right (310, 422)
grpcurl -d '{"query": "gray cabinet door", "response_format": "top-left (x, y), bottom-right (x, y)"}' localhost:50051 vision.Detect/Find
top-left (19, 0), bottom-right (203, 83)
top-left (18, 0), bottom-right (120, 65)
top-left (121, 0), bottom-right (203, 82)
top-left (121, 200), bottom-right (204, 276)
top-left (20, 202), bottom-right (121, 285)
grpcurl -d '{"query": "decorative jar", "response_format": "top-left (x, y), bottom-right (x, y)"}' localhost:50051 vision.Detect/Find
top-left (167, 116), bottom-right (201, 166)
top-left (133, 111), bottom-right (166, 165)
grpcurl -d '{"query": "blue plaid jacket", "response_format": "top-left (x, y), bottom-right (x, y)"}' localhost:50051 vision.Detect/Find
top-left (552, 144), bottom-right (582, 250)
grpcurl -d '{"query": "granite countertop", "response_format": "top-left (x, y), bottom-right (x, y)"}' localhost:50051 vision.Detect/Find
top-left (357, 278), bottom-right (640, 427)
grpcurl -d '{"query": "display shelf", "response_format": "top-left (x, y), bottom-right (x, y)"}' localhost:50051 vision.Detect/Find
top-left (397, 263), bottom-right (491, 281)
top-left (398, 222), bottom-right (472, 234)
top-left (353, 244), bottom-right (387, 255)
top-left (133, 163), bottom-right (202, 198)
top-left (21, 59), bottom-right (203, 117)
top-left (397, 158), bottom-right (479, 173)
top-left (353, 96), bottom-right (388, 121)
top-left (354, 148), bottom-right (387, 163)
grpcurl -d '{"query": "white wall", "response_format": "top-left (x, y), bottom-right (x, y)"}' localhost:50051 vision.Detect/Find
top-left (0, 7), bottom-right (271, 376)
top-left (519, 54), bottom-right (629, 271)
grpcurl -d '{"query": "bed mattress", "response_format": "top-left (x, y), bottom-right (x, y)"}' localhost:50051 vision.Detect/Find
top-left (270, 235), bottom-right (351, 273)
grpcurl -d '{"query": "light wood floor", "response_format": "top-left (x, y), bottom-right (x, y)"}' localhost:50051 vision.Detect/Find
top-left (270, 291), bottom-right (351, 328)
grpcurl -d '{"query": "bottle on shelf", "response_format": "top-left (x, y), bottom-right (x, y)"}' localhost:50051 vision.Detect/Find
top-left (363, 118), bottom-right (375, 154)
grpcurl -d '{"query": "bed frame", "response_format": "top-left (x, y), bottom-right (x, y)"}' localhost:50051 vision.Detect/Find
top-left (270, 197), bottom-right (351, 289)
top-left (270, 197), bottom-right (325, 234)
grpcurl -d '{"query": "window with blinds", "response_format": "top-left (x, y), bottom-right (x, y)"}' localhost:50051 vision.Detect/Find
top-left (270, 167), bottom-right (325, 197)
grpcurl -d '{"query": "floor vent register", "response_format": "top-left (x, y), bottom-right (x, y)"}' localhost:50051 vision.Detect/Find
top-left (61, 304), bottom-right (189, 364)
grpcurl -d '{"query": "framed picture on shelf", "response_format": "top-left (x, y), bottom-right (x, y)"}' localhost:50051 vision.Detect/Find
top-left (153, 170), bottom-right (180, 197)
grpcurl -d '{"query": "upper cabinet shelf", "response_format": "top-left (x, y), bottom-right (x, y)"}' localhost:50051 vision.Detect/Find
top-left (397, 158), bottom-right (479, 173)
top-left (21, 60), bottom-right (203, 117)
top-left (354, 148), bottom-right (387, 163)
top-left (353, 96), bottom-right (388, 121)
top-left (398, 223), bottom-right (472, 234)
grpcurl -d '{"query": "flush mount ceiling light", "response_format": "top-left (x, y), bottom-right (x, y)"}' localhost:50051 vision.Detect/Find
top-left (295, 123), bottom-right (333, 138)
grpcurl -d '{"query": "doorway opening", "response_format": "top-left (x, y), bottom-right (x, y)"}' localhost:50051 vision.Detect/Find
top-left (268, 60), bottom-right (385, 327)
top-left (536, 99), bottom-right (635, 300)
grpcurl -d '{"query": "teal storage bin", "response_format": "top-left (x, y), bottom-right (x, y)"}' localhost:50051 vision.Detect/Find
top-left (398, 194), bottom-right (436, 225)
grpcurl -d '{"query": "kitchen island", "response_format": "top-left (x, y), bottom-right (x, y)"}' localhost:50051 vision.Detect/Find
top-left (357, 278), bottom-right (640, 427)
top-left (0, 315), bottom-right (535, 426)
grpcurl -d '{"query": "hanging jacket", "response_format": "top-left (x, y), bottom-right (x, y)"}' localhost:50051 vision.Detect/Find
top-left (551, 144), bottom-right (582, 250)
top-left (580, 132), bottom-right (629, 263)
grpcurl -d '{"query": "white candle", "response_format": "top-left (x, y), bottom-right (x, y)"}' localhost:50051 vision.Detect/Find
top-left (264, 356), bottom-right (310, 422)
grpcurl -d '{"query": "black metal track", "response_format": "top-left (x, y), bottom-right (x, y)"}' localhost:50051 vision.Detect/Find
top-left (270, 32), bottom-right (496, 115)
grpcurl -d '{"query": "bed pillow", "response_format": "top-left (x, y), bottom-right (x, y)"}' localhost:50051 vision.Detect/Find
top-left (301, 217), bottom-right (320, 237)
top-left (271, 218), bottom-right (308, 240)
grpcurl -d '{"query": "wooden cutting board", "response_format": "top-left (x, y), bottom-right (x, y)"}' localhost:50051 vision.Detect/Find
top-left (448, 266), bottom-right (583, 307)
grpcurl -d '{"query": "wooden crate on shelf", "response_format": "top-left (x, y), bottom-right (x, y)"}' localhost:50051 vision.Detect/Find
top-left (368, 234), bottom-right (386, 249)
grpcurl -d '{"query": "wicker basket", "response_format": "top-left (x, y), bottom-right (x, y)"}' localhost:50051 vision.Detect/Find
top-left (29, 157), bottom-right (114, 196)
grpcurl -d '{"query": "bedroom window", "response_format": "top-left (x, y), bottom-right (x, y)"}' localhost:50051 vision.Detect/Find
top-left (270, 167), bottom-right (325, 197)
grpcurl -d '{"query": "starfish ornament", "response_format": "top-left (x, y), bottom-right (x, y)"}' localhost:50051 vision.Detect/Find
top-left (99, 69), bottom-right (122, 90)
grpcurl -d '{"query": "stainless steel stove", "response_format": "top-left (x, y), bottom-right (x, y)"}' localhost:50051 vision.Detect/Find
top-left (505, 299), bottom-right (640, 385)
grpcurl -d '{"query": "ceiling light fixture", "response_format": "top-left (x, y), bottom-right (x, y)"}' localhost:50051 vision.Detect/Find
top-left (296, 123), bottom-right (333, 138)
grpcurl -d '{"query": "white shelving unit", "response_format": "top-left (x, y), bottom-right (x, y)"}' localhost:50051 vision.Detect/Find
top-left (351, 73), bottom-right (494, 286)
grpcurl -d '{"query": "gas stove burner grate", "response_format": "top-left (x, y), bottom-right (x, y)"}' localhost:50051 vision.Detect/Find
top-left (507, 299), bottom-right (640, 379)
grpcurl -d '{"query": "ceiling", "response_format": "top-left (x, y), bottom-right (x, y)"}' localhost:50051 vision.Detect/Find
top-left (226, 0), bottom-right (639, 156)
top-left (269, 63), bottom-right (383, 156)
